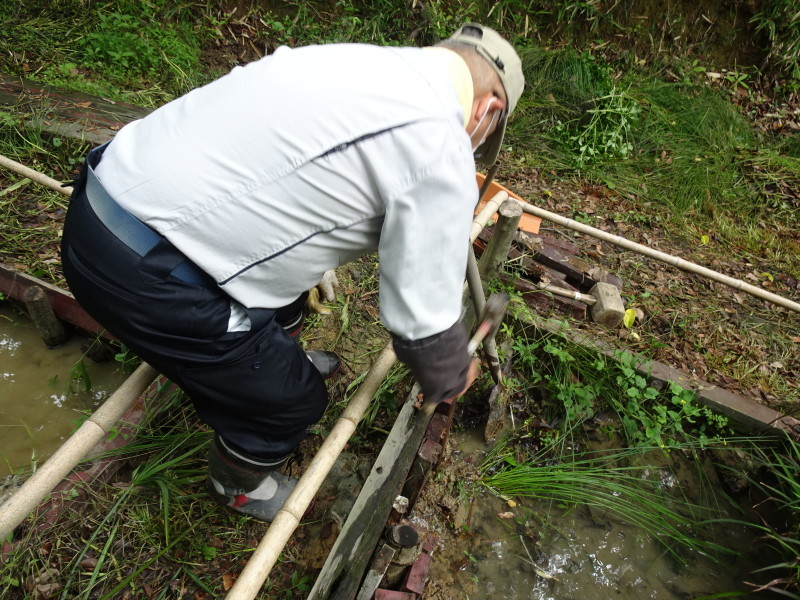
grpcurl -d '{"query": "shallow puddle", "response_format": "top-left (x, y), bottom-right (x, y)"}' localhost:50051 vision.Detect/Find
top-left (426, 430), bottom-right (768, 599)
top-left (0, 304), bottom-right (128, 477)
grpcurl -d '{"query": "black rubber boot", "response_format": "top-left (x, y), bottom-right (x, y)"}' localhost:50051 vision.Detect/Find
top-left (306, 350), bottom-right (341, 378)
top-left (207, 434), bottom-right (297, 522)
top-left (278, 304), bottom-right (341, 379)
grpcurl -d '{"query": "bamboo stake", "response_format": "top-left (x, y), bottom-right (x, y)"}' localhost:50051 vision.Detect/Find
top-left (225, 345), bottom-right (397, 599)
top-left (0, 363), bottom-right (158, 541)
top-left (517, 200), bottom-right (800, 314)
top-left (0, 153), bottom-right (73, 196)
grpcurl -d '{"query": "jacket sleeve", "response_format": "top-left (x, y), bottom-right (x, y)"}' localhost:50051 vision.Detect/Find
top-left (376, 128), bottom-right (477, 402)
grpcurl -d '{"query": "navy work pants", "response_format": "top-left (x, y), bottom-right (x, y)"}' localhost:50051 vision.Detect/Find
top-left (60, 154), bottom-right (328, 459)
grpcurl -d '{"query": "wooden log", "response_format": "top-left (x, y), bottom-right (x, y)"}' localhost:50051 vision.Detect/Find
top-left (0, 74), bottom-right (151, 145)
top-left (380, 524), bottom-right (423, 590)
top-left (477, 199), bottom-right (523, 283)
top-left (0, 263), bottom-right (113, 340)
top-left (22, 284), bottom-right (67, 347)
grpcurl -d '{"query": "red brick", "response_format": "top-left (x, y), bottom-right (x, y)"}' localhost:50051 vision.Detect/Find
top-left (401, 553), bottom-right (432, 595)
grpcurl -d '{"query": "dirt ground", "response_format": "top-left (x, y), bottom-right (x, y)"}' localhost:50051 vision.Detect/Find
top-left (1, 16), bottom-right (799, 598)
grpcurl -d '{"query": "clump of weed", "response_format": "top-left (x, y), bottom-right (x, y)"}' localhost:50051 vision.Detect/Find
top-left (740, 438), bottom-right (800, 597)
top-left (507, 329), bottom-right (730, 450)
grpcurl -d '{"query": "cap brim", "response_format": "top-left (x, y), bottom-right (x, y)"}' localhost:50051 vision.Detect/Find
top-left (474, 115), bottom-right (506, 166)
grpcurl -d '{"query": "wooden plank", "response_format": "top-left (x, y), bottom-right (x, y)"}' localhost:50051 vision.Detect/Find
top-left (355, 543), bottom-right (396, 600)
top-left (525, 232), bottom-right (580, 255)
top-left (505, 274), bottom-right (587, 320)
top-left (0, 263), bottom-right (113, 340)
top-left (532, 245), bottom-right (599, 291)
top-left (0, 74), bottom-right (151, 144)
top-left (307, 384), bottom-right (432, 600)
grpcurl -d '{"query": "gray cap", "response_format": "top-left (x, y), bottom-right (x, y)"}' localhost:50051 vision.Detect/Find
top-left (446, 23), bottom-right (524, 165)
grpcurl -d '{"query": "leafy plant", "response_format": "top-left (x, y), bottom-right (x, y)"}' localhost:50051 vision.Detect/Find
top-left (555, 83), bottom-right (641, 166)
top-left (509, 331), bottom-right (730, 449)
top-left (751, 0), bottom-right (800, 92)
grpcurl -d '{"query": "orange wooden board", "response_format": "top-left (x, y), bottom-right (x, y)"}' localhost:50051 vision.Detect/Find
top-left (475, 172), bottom-right (540, 234)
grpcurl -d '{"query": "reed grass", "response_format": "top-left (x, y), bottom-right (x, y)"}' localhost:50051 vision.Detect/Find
top-left (481, 441), bottom-right (750, 564)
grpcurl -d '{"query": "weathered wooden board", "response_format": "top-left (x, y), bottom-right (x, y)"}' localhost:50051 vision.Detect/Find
top-left (0, 74), bottom-right (151, 144)
top-left (307, 383), bottom-right (432, 600)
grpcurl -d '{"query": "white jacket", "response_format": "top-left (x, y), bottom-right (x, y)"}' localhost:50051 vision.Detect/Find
top-left (95, 43), bottom-right (477, 342)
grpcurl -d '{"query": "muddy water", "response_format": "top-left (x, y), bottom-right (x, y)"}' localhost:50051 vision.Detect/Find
top-left (426, 431), bottom-right (766, 599)
top-left (0, 304), bottom-right (128, 477)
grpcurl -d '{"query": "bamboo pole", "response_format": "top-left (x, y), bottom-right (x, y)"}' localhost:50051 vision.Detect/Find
top-left (517, 200), bottom-right (800, 314)
top-left (225, 345), bottom-right (397, 599)
top-left (0, 153), bottom-right (73, 196)
top-left (471, 190), bottom-right (508, 241)
top-left (3, 151), bottom-right (797, 314)
top-left (0, 363), bottom-right (158, 541)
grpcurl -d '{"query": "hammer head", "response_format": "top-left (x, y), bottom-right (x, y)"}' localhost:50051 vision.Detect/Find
top-left (588, 282), bottom-right (625, 327)
top-left (468, 292), bottom-right (510, 354)
top-left (481, 292), bottom-right (510, 331)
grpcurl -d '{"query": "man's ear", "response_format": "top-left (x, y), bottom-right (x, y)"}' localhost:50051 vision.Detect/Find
top-left (469, 92), bottom-right (506, 126)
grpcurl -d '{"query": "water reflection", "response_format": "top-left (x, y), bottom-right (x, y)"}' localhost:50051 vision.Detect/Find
top-left (426, 431), bottom-right (767, 599)
top-left (0, 304), bottom-right (127, 476)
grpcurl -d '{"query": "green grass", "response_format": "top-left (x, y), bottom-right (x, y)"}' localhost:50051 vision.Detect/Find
top-left (481, 442), bottom-right (746, 564)
top-left (743, 439), bottom-right (800, 598)
top-left (0, 1), bottom-right (210, 106)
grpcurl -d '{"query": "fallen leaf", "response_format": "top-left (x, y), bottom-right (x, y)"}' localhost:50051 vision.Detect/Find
top-left (34, 583), bottom-right (61, 599)
top-left (623, 309), bottom-right (636, 329)
top-left (770, 361), bottom-right (785, 369)
top-left (223, 574), bottom-right (236, 591)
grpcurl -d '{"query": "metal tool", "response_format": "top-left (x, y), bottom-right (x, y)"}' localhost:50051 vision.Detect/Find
top-left (417, 292), bottom-right (510, 417)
